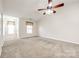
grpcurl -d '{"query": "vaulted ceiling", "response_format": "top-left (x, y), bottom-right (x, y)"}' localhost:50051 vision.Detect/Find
top-left (2, 0), bottom-right (79, 21)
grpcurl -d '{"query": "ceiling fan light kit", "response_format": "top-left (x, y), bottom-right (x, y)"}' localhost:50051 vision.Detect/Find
top-left (38, 0), bottom-right (64, 15)
top-left (44, 9), bottom-right (53, 15)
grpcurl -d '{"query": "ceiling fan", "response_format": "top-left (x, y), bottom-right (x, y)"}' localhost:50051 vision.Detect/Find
top-left (38, 0), bottom-right (64, 15)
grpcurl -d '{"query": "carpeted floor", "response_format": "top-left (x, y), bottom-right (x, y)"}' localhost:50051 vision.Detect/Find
top-left (1, 37), bottom-right (79, 58)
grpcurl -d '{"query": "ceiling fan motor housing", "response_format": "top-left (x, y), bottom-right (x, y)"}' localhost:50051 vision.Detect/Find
top-left (47, 6), bottom-right (52, 9)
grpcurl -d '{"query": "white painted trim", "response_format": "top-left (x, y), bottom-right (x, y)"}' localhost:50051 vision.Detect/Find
top-left (39, 35), bottom-right (79, 45)
top-left (20, 36), bottom-right (39, 39)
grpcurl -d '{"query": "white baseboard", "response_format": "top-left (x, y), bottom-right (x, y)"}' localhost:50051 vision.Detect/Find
top-left (20, 36), bottom-right (39, 39)
top-left (39, 35), bottom-right (79, 45)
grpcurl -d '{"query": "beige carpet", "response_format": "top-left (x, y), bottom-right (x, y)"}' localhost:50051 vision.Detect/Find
top-left (1, 37), bottom-right (79, 58)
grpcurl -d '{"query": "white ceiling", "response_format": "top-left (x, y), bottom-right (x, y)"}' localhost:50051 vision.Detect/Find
top-left (2, 0), bottom-right (79, 21)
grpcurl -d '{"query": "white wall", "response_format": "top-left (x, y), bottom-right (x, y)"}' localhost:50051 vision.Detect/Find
top-left (38, 1), bottom-right (79, 44)
top-left (0, 13), bottom-right (2, 56)
top-left (0, 0), bottom-right (2, 12)
top-left (19, 18), bottom-right (38, 38)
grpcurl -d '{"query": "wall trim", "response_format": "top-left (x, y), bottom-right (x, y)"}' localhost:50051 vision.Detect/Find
top-left (20, 36), bottom-right (39, 39)
top-left (39, 35), bottom-right (79, 45)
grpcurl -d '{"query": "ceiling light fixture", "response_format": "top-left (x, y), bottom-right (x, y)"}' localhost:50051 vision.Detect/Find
top-left (38, 0), bottom-right (64, 15)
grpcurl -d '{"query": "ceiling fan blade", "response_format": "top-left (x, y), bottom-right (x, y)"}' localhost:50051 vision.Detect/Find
top-left (48, 0), bottom-right (52, 4)
top-left (38, 9), bottom-right (47, 11)
top-left (53, 3), bottom-right (64, 8)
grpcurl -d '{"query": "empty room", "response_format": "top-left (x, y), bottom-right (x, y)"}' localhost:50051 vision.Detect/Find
top-left (0, 0), bottom-right (79, 58)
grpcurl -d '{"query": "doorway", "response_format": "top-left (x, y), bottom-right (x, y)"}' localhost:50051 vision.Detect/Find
top-left (3, 15), bottom-right (19, 41)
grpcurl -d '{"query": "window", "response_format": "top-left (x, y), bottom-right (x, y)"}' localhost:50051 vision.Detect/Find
top-left (7, 21), bottom-right (15, 34)
top-left (26, 21), bottom-right (33, 34)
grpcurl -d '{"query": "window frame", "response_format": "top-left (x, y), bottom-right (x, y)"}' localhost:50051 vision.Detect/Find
top-left (25, 21), bottom-right (33, 34)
